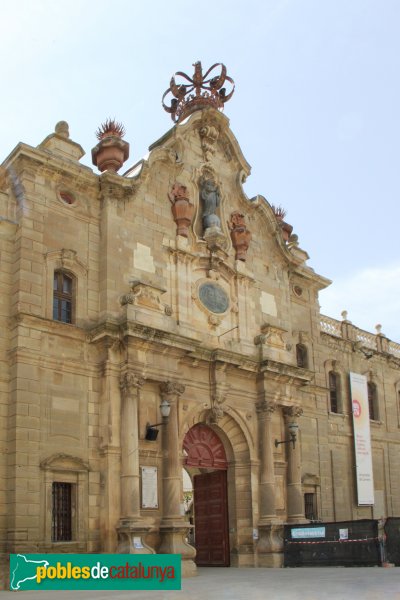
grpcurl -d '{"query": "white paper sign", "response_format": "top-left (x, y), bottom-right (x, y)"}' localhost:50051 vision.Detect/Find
top-left (141, 466), bottom-right (158, 508)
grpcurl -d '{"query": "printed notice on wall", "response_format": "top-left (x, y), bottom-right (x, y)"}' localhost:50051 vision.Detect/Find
top-left (350, 372), bottom-right (374, 505)
top-left (141, 466), bottom-right (158, 508)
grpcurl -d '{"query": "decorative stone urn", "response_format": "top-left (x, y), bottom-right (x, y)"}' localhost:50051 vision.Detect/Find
top-left (228, 211), bottom-right (252, 261)
top-left (280, 220), bottom-right (293, 242)
top-left (91, 119), bottom-right (129, 173)
top-left (168, 183), bottom-right (194, 237)
top-left (271, 204), bottom-right (293, 242)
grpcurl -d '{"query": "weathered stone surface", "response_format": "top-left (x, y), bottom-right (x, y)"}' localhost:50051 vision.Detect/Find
top-left (0, 106), bottom-right (398, 585)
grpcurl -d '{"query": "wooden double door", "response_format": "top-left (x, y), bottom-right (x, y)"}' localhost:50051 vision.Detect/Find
top-left (193, 470), bottom-right (230, 566)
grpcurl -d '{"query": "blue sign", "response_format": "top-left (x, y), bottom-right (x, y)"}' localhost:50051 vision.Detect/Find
top-left (291, 527), bottom-right (326, 539)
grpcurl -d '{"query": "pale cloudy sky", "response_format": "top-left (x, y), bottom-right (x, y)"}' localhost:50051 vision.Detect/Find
top-left (1, 0), bottom-right (399, 341)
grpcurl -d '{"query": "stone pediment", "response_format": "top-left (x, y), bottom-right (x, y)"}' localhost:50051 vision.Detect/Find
top-left (40, 453), bottom-right (90, 472)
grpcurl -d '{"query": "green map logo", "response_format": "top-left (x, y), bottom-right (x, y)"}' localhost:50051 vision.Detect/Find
top-left (9, 553), bottom-right (181, 591)
top-left (11, 555), bottom-right (50, 590)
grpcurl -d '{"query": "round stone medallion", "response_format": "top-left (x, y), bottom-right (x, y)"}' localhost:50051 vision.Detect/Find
top-left (198, 282), bottom-right (229, 314)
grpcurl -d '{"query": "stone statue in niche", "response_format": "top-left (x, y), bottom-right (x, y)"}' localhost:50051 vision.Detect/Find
top-left (200, 178), bottom-right (221, 231)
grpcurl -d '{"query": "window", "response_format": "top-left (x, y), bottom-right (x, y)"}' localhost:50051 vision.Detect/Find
top-left (52, 482), bottom-right (73, 542)
top-left (53, 271), bottom-right (73, 323)
top-left (329, 371), bottom-right (340, 413)
top-left (367, 382), bottom-right (378, 421)
top-left (296, 344), bottom-right (308, 368)
top-left (304, 493), bottom-right (317, 520)
top-left (41, 453), bottom-right (89, 545)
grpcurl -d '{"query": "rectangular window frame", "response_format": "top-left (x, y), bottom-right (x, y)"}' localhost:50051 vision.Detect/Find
top-left (304, 492), bottom-right (318, 521)
top-left (52, 482), bottom-right (75, 542)
top-left (53, 271), bottom-right (74, 324)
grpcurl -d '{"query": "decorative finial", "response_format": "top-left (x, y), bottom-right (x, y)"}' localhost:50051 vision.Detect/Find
top-left (95, 118), bottom-right (126, 140)
top-left (341, 310), bottom-right (348, 321)
top-left (162, 61), bottom-right (235, 123)
top-left (375, 324), bottom-right (382, 335)
top-left (55, 121), bottom-right (69, 138)
top-left (91, 118), bottom-right (129, 173)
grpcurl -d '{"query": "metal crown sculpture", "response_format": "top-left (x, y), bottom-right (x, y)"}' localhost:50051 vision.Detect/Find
top-left (162, 61), bottom-right (235, 123)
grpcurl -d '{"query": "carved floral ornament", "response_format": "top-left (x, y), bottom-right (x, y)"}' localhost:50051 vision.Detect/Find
top-left (199, 124), bottom-right (220, 162)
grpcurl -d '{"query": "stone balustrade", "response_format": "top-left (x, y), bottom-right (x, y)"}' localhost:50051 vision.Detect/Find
top-left (320, 314), bottom-right (399, 358)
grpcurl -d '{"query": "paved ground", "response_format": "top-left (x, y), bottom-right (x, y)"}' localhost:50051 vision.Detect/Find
top-left (2, 567), bottom-right (400, 600)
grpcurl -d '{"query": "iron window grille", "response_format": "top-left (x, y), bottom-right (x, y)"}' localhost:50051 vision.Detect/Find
top-left (52, 482), bottom-right (72, 542)
top-left (329, 371), bottom-right (339, 413)
top-left (367, 382), bottom-right (377, 421)
top-left (304, 492), bottom-right (317, 520)
top-left (296, 344), bottom-right (308, 368)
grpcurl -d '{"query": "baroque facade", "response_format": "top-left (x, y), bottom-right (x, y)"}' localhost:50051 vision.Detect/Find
top-left (0, 63), bottom-right (399, 582)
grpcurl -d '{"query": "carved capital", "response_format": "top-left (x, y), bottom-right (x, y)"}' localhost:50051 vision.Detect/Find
top-left (283, 405), bottom-right (303, 419)
top-left (119, 371), bottom-right (145, 396)
top-left (257, 400), bottom-right (276, 414)
top-left (159, 381), bottom-right (185, 401)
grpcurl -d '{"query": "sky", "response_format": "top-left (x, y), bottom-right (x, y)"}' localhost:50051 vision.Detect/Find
top-left (1, 0), bottom-right (399, 341)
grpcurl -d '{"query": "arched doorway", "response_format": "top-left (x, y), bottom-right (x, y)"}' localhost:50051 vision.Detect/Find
top-left (183, 423), bottom-right (230, 566)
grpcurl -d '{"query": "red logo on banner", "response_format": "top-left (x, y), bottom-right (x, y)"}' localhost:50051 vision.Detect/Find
top-left (353, 399), bottom-right (361, 418)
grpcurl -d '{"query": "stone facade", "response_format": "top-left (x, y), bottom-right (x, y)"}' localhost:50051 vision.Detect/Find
top-left (0, 103), bottom-right (399, 584)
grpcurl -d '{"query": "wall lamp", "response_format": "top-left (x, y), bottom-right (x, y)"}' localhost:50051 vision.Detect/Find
top-left (275, 422), bottom-right (299, 450)
top-left (145, 398), bottom-right (171, 441)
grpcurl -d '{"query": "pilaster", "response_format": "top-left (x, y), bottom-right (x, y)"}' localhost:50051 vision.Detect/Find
top-left (116, 370), bottom-right (154, 554)
top-left (158, 381), bottom-right (197, 577)
top-left (283, 405), bottom-right (305, 523)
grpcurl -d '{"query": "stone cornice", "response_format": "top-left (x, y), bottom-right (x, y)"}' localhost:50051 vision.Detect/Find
top-left (289, 264), bottom-right (332, 291)
top-left (2, 142), bottom-right (96, 184)
top-left (259, 359), bottom-right (313, 384)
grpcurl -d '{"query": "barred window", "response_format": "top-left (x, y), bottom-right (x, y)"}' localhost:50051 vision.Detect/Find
top-left (367, 382), bottom-right (378, 421)
top-left (304, 493), bottom-right (317, 520)
top-left (53, 271), bottom-right (73, 323)
top-left (329, 371), bottom-right (339, 413)
top-left (296, 344), bottom-right (308, 368)
top-left (52, 482), bottom-right (72, 542)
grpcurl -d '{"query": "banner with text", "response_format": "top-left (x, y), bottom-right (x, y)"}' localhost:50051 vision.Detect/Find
top-left (10, 554), bottom-right (181, 591)
top-left (350, 372), bottom-right (374, 505)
